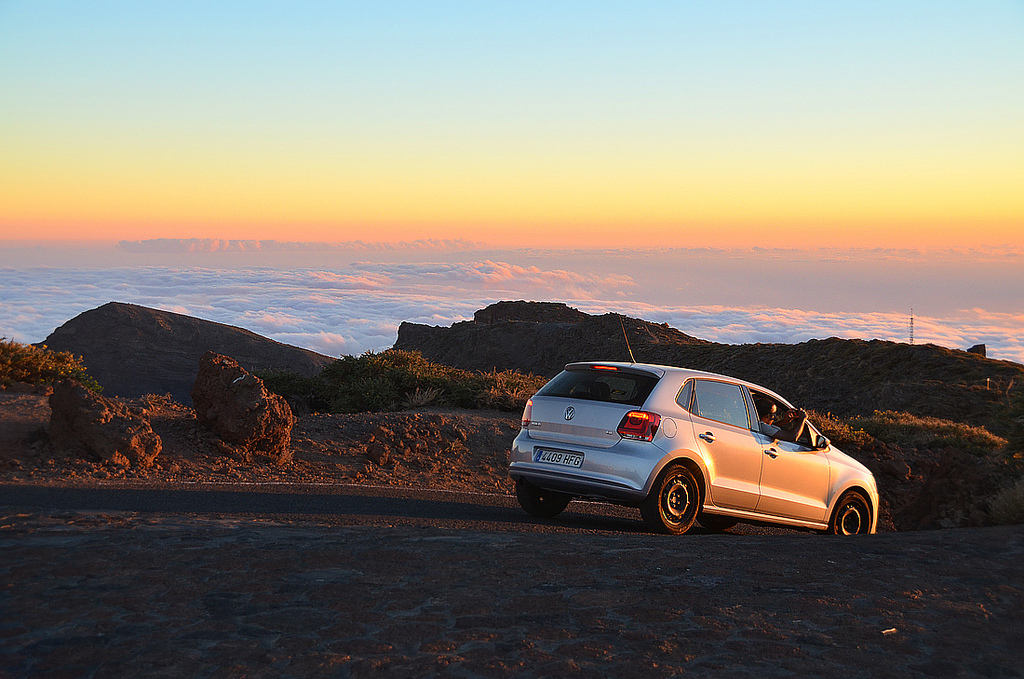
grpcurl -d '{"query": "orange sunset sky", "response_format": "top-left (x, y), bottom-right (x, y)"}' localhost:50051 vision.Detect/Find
top-left (1, 1), bottom-right (1022, 250)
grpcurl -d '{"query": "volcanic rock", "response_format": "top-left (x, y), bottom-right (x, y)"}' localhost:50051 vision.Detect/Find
top-left (396, 301), bottom-right (709, 378)
top-left (40, 302), bottom-right (333, 403)
top-left (190, 352), bottom-right (295, 464)
top-left (396, 301), bottom-right (1024, 427)
top-left (49, 379), bottom-right (162, 468)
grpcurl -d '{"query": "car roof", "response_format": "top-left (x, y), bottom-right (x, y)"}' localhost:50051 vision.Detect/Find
top-left (564, 361), bottom-right (792, 405)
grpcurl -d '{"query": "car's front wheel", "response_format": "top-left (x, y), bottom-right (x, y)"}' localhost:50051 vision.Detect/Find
top-left (640, 464), bottom-right (700, 534)
top-left (827, 491), bottom-right (872, 535)
top-left (515, 478), bottom-right (572, 519)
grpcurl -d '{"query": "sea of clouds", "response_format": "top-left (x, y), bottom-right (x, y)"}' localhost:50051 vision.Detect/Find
top-left (2, 248), bottom-right (1022, 365)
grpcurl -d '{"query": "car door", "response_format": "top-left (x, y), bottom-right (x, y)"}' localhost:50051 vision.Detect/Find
top-left (754, 428), bottom-right (831, 522)
top-left (688, 379), bottom-right (764, 511)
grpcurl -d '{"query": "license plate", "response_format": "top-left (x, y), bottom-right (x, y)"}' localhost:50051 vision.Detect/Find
top-left (536, 450), bottom-right (584, 468)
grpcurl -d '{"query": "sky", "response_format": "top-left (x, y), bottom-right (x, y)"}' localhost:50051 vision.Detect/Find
top-left (1, 1), bottom-right (1022, 248)
top-left (1, 3), bottom-right (1022, 366)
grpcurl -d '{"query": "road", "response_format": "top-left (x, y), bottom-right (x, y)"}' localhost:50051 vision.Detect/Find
top-left (3, 482), bottom-right (1023, 677)
top-left (0, 481), bottom-right (801, 536)
top-left (0, 482), bottom-right (661, 534)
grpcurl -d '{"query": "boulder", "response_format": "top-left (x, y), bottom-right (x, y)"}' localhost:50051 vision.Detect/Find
top-left (49, 380), bottom-right (162, 468)
top-left (190, 352), bottom-right (295, 464)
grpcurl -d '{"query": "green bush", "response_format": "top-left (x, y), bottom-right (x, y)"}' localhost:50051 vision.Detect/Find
top-left (989, 478), bottom-right (1024, 525)
top-left (261, 349), bottom-right (546, 414)
top-left (809, 410), bottom-right (874, 448)
top-left (257, 370), bottom-right (333, 413)
top-left (996, 387), bottom-right (1024, 452)
top-left (849, 410), bottom-right (1006, 455)
top-left (0, 337), bottom-right (101, 393)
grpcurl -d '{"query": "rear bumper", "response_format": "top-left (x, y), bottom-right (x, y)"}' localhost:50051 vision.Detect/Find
top-left (509, 430), bottom-right (659, 503)
top-left (509, 462), bottom-right (647, 503)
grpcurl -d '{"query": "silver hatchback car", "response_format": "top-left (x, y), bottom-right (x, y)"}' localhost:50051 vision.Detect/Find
top-left (509, 362), bottom-right (878, 535)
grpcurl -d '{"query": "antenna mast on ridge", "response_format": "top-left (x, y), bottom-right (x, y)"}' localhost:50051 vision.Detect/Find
top-left (619, 315), bottom-right (637, 364)
top-left (910, 308), bottom-right (914, 345)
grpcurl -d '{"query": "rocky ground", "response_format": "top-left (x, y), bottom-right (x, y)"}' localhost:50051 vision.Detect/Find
top-left (0, 391), bottom-right (519, 494)
top-left (2, 388), bottom-right (1019, 535)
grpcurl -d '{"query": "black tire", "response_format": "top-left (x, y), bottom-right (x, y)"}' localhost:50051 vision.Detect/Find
top-left (640, 465), bottom-right (700, 534)
top-left (515, 478), bottom-right (572, 519)
top-left (828, 491), bottom-right (872, 535)
top-left (698, 512), bottom-right (739, 532)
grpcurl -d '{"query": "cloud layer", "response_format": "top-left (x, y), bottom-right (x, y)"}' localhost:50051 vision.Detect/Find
top-left (2, 261), bottom-right (1021, 365)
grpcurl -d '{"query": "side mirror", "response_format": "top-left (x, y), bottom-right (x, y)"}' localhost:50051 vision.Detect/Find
top-left (814, 434), bottom-right (830, 450)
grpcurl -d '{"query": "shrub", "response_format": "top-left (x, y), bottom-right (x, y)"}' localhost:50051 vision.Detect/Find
top-left (809, 410), bottom-right (874, 448)
top-left (989, 479), bottom-right (1024, 525)
top-left (0, 337), bottom-right (101, 393)
top-left (258, 370), bottom-right (333, 413)
top-left (849, 410), bottom-right (1006, 455)
top-left (402, 387), bottom-right (443, 410)
top-left (262, 349), bottom-right (546, 414)
top-left (996, 387), bottom-right (1024, 452)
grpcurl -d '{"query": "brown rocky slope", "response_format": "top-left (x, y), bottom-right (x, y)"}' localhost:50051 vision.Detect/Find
top-left (39, 302), bottom-right (333, 404)
top-left (397, 301), bottom-right (1023, 431)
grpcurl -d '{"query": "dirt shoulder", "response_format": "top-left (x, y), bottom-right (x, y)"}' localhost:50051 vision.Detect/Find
top-left (0, 392), bottom-right (519, 493)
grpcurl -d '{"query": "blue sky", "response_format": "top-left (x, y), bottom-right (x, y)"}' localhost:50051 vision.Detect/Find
top-left (2, 1), bottom-right (1022, 247)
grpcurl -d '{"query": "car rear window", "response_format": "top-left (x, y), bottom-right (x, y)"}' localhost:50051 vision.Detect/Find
top-left (536, 368), bottom-right (659, 407)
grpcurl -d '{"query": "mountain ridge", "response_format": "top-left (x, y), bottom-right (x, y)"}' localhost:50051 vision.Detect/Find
top-left (39, 302), bottom-right (333, 404)
top-left (396, 301), bottom-right (1023, 431)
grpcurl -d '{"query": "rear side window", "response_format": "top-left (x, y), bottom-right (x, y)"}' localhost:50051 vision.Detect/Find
top-left (692, 380), bottom-right (750, 429)
top-left (676, 380), bottom-right (694, 411)
top-left (536, 369), bottom-right (658, 407)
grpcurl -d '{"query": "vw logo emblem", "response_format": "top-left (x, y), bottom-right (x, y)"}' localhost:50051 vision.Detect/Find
top-left (564, 406), bottom-right (575, 421)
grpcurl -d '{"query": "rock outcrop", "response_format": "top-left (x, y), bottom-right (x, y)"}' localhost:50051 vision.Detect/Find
top-left (190, 352), bottom-right (295, 464)
top-left (396, 301), bottom-right (1024, 428)
top-left (396, 301), bottom-right (709, 379)
top-left (40, 302), bottom-right (334, 404)
top-left (49, 380), bottom-right (162, 468)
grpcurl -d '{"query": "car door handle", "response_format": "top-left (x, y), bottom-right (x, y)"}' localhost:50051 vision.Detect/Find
top-left (764, 449), bottom-right (778, 459)
top-left (699, 432), bottom-right (715, 443)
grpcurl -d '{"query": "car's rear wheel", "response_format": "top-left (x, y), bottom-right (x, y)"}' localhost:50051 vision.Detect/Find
top-left (640, 464), bottom-right (700, 534)
top-left (698, 512), bottom-right (739, 532)
top-left (828, 491), bottom-right (872, 535)
top-left (515, 478), bottom-right (572, 519)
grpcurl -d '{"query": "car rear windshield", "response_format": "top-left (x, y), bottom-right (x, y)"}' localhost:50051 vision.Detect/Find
top-left (536, 368), bottom-right (659, 407)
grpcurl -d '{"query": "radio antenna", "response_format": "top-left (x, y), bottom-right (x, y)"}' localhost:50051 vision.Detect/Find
top-left (619, 315), bottom-right (637, 363)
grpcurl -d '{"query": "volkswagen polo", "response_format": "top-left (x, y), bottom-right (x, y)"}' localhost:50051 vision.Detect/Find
top-left (509, 362), bottom-right (878, 535)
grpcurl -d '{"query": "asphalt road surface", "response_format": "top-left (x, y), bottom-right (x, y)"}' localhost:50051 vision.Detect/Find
top-left (0, 482), bottom-right (802, 536)
top-left (4, 482), bottom-right (1023, 677)
top-left (1, 482), bottom-right (648, 533)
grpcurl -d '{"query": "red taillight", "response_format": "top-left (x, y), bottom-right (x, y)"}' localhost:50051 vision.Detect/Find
top-left (521, 398), bottom-right (533, 428)
top-left (617, 411), bottom-right (661, 441)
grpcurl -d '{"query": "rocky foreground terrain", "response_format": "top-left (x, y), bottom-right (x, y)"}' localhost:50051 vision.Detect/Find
top-left (0, 391), bottom-right (518, 494)
top-left (2, 383), bottom-right (1016, 535)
